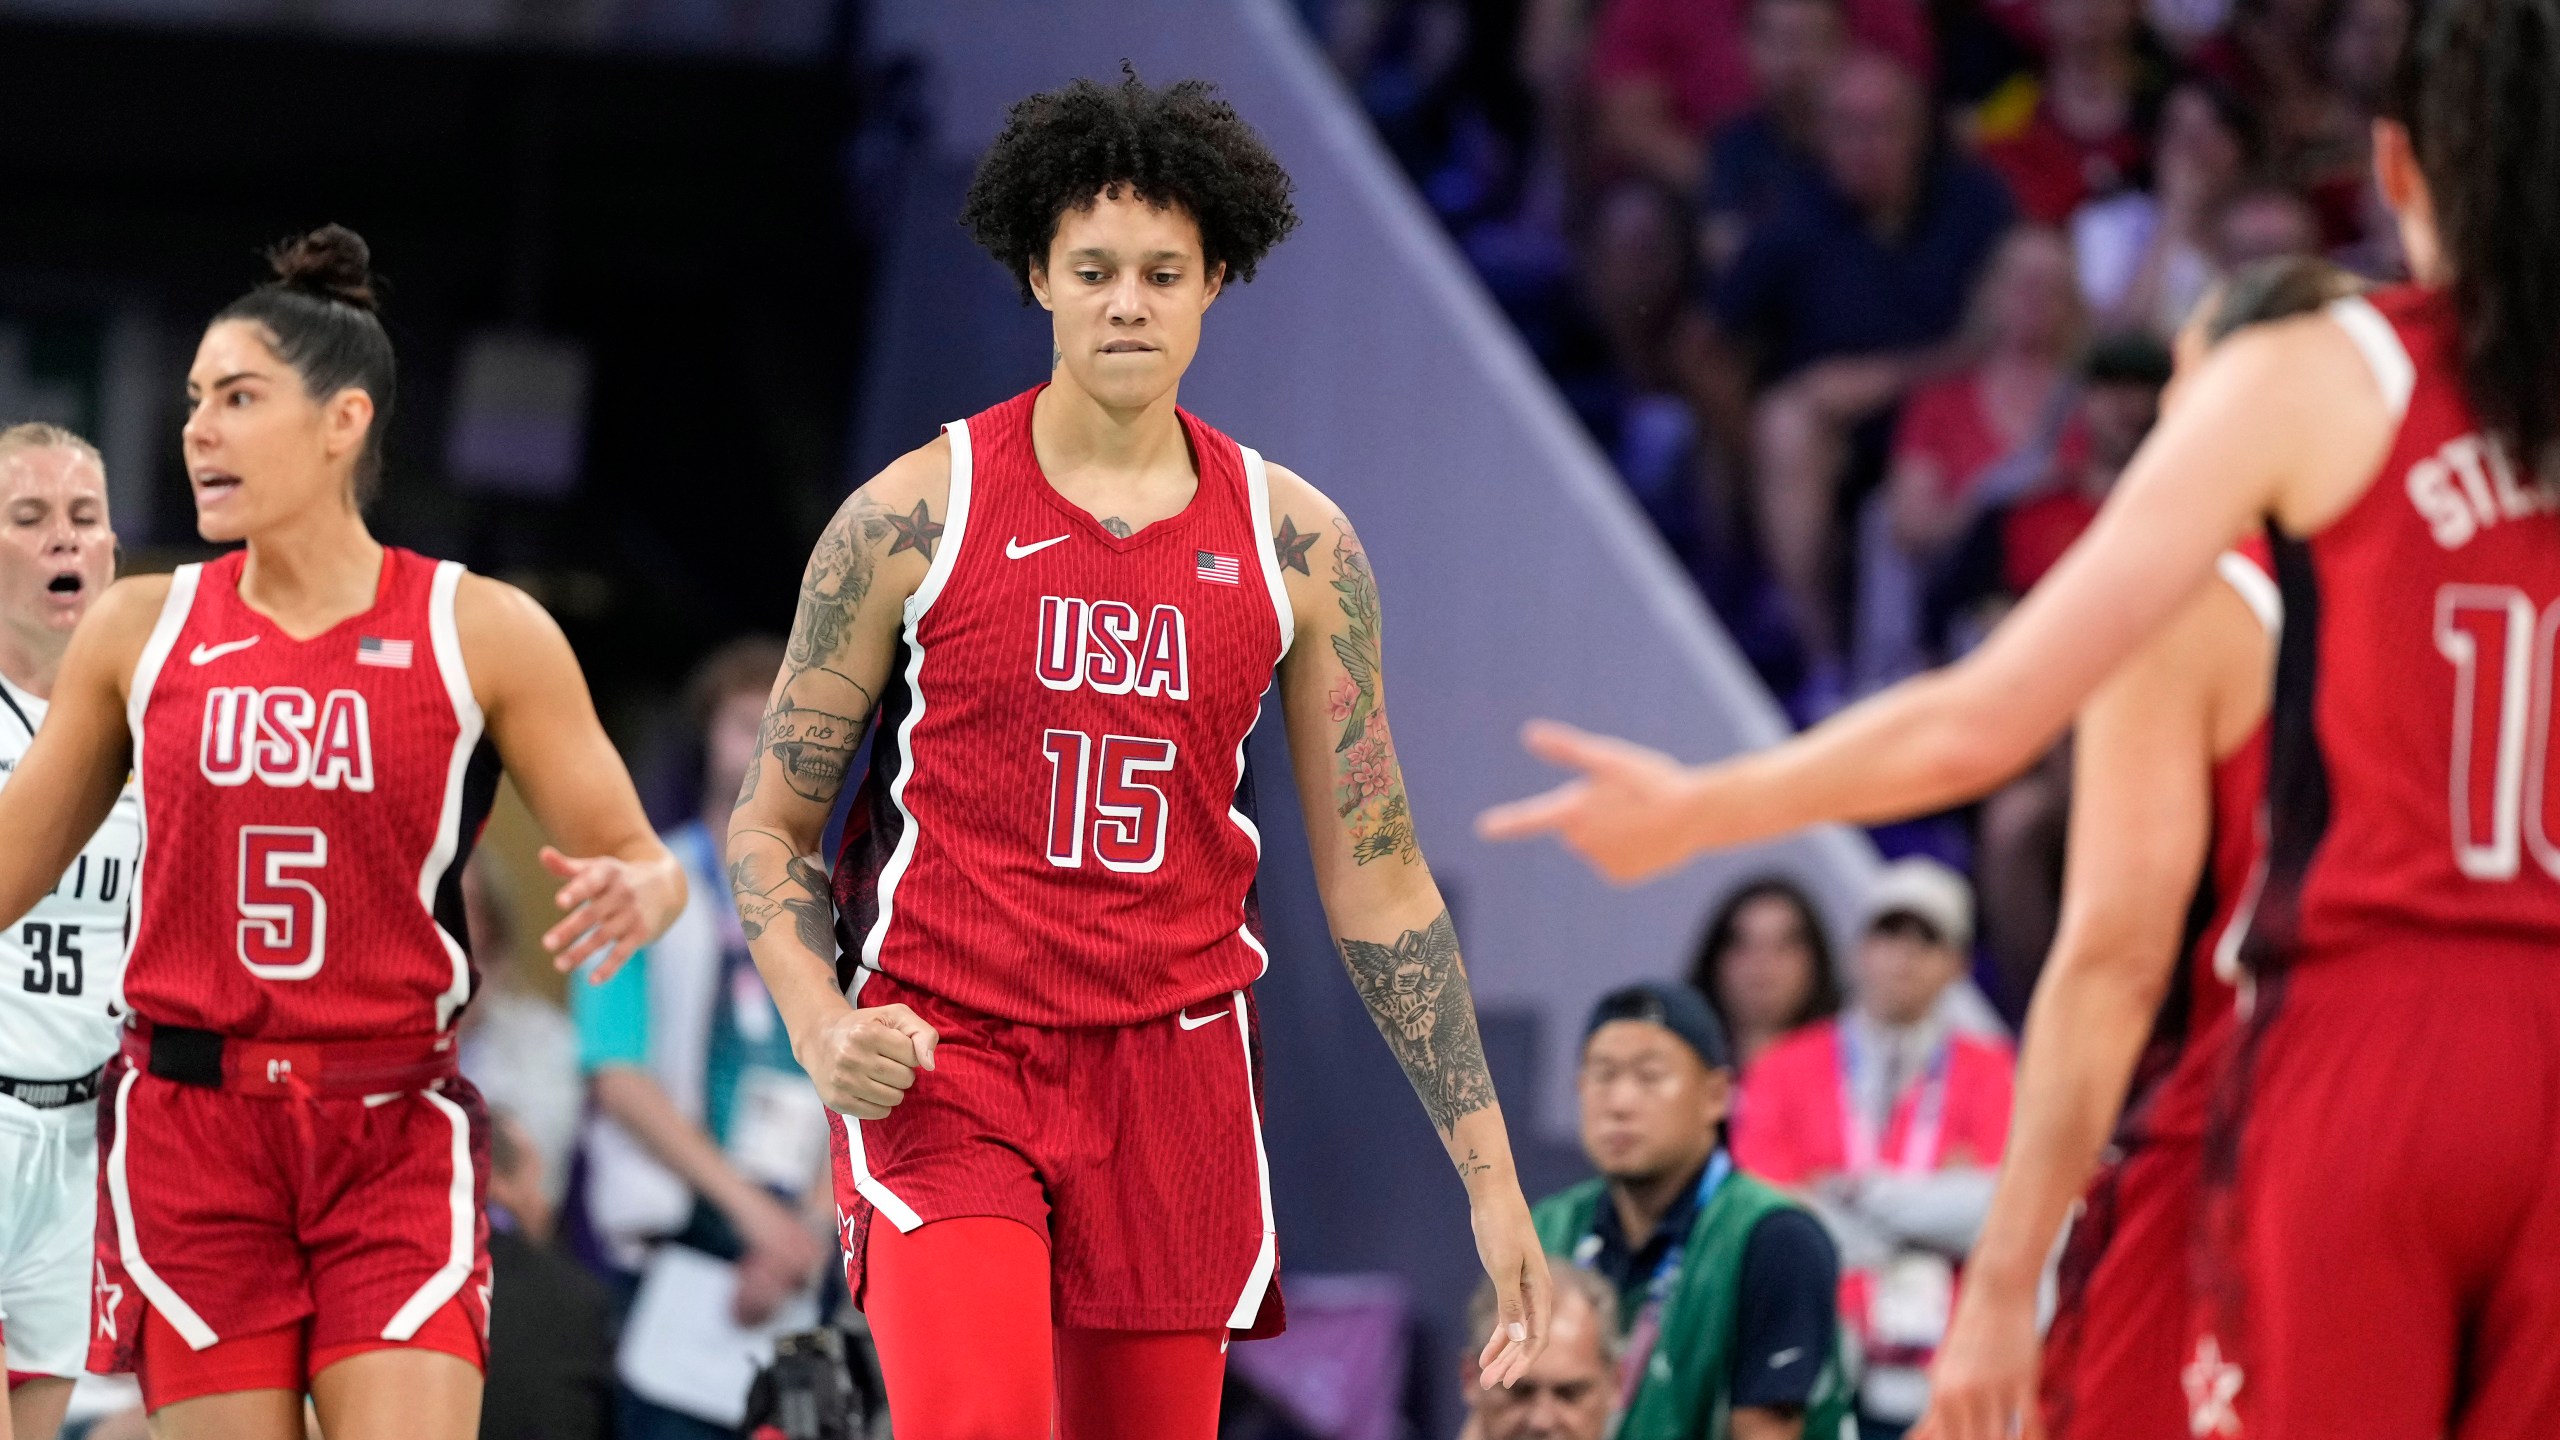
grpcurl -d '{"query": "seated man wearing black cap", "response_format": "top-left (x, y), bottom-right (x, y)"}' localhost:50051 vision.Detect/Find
top-left (1527, 982), bottom-right (1851, 1440)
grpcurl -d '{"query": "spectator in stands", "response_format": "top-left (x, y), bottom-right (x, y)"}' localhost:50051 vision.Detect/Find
top-left (1459, 1267), bottom-right (1621, 1440)
top-left (571, 637), bottom-right (833, 1440)
top-left (1700, 0), bottom-right (1850, 273)
top-left (1972, 0), bottom-right (2166, 225)
top-left (1855, 225), bottom-right (2084, 690)
top-left (2213, 182), bottom-right (2322, 269)
top-left (2072, 80), bottom-right (2259, 336)
top-left (1578, 178), bottom-right (1722, 557)
top-left (1703, 51), bottom-right (2014, 711)
top-left (457, 854), bottom-right (581, 1207)
top-left (1689, 876), bottom-right (1844, 1074)
top-left (1532, 982), bottom-right (1852, 1439)
top-left (1588, 0), bottom-right (1931, 194)
top-left (1735, 859), bottom-right (2013, 1440)
top-left (482, 1111), bottom-right (617, 1440)
top-left (2189, 0), bottom-right (2335, 138)
top-left (1989, 330), bottom-right (2167, 601)
top-left (2264, 0), bottom-right (2405, 245)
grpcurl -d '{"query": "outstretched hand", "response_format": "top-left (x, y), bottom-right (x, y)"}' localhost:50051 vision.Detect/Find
top-left (1469, 1189), bottom-right (1554, 1390)
top-left (1474, 720), bottom-right (1706, 885)
top-left (540, 845), bottom-right (656, 982)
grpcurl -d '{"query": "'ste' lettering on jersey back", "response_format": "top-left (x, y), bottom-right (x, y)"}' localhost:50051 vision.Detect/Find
top-left (199, 686), bottom-right (376, 791)
top-left (1034, 596), bottom-right (1191, 700)
top-left (2405, 433), bottom-right (2560, 550)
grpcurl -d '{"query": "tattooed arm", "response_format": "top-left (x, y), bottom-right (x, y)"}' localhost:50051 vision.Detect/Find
top-left (726, 439), bottom-right (949, 1118)
top-left (1267, 463), bottom-right (1553, 1388)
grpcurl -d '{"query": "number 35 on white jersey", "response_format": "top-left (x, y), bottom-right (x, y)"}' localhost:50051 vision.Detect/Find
top-left (0, 674), bottom-right (140, 1083)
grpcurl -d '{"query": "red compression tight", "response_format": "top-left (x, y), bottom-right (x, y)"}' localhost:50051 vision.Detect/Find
top-left (864, 1216), bottom-right (1226, 1440)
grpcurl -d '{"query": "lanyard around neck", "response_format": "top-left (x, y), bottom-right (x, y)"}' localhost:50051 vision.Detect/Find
top-left (1591, 1150), bottom-right (1733, 1409)
top-left (1837, 1022), bottom-right (1951, 1176)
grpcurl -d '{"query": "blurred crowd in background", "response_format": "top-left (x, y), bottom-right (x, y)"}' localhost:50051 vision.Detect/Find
top-left (1314, 0), bottom-right (2407, 1015)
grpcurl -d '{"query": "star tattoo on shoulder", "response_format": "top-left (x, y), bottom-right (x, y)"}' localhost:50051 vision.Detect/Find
top-left (1272, 515), bottom-right (1319, 576)
top-left (883, 500), bottom-right (944, 560)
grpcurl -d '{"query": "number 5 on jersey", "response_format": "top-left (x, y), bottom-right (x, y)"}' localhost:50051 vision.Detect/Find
top-left (1042, 731), bottom-right (1178, 873)
top-left (238, 825), bottom-right (328, 979)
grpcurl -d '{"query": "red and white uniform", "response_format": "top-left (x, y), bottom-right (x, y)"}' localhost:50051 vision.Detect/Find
top-left (2038, 542), bottom-right (2274, 1440)
top-left (2201, 288), bottom-right (2560, 1439)
top-left (829, 387), bottom-right (1293, 1334)
top-left (90, 547), bottom-right (496, 1394)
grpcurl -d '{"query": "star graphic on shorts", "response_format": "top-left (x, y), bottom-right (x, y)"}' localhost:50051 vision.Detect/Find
top-left (94, 1262), bottom-right (123, 1341)
top-left (2183, 1334), bottom-right (2245, 1438)
top-left (884, 500), bottom-right (944, 561)
top-left (1272, 516), bottom-right (1318, 576)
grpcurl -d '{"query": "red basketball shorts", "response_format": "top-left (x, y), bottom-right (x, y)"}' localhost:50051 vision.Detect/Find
top-left (88, 1058), bottom-right (493, 1391)
top-left (2040, 1134), bottom-right (2203, 1440)
top-left (2205, 947), bottom-right (2560, 1440)
top-left (829, 968), bottom-right (1283, 1336)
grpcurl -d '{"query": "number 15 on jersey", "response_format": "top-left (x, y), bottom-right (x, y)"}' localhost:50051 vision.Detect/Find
top-left (1042, 730), bottom-right (1178, 874)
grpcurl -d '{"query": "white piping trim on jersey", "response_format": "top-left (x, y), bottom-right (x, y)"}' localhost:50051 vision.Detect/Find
top-left (1239, 446), bottom-right (1296, 661)
top-left (1229, 446), bottom-right (1295, 981)
top-left (382, 1086), bottom-right (477, 1340)
top-left (1228, 674), bottom-right (1278, 982)
top-left (2327, 295), bottom-right (2416, 421)
top-left (1225, 988), bottom-right (1279, 1329)
top-left (121, 564), bottom-right (203, 1047)
top-left (834, 966), bottom-right (924, 1233)
top-left (2215, 551), bottom-right (2283, 637)
top-left (859, 419), bottom-right (974, 974)
top-left (2206, 550), bottom-right (2279, 1004)
top-left (422, 562), bottom-right (484, 1032)
top-left (106, 1067), bottom-right (218, 1350)
top-left (2212, 839), bottom-right (2268, 991)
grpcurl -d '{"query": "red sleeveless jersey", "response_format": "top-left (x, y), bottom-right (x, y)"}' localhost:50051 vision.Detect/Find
top-left (832, 388), bottom-right (1296, 1027)
top-left (124, 547), bottom-right (499, 1042)
top-left (2121, 543), bottom-right (2275, 1145)
top-left (2240, 286), bottom-right (2560, 973)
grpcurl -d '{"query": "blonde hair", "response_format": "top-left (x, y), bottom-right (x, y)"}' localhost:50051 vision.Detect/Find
top-left (0, 422), bottom-right (105, 474)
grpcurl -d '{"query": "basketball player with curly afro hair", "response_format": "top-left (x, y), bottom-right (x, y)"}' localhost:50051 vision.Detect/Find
top-left (725, 70), bottom-right (1554, 1437)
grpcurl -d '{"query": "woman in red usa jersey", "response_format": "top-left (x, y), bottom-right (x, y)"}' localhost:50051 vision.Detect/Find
top-left (1916, 259), bottom-right (2361, 1440)
top-left (0, 227), bottom-right (684, 1440)
top-left (724, 74), bottom-right (1553, 1439)
top-left (1486, 1), bottom-right (2560, 1433)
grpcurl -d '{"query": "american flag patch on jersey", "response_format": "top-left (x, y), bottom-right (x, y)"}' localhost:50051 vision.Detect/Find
top-left (1195, 550), bottom-right (1242, 586)
top-left (356, 635), bottom-right (414, 669)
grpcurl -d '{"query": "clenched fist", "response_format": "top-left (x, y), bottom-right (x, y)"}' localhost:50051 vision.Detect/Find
top-left (795, 1003), bottom-right (940, 1119)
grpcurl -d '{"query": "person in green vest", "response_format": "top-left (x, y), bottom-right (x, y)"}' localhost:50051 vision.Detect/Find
top-left (1530, 982), bottom-right (1857, 1440)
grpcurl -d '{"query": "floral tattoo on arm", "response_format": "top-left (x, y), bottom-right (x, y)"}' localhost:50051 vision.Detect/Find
top-left (1325, 520), bottom-right (1420, 865)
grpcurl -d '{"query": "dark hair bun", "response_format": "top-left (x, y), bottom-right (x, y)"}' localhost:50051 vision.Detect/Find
top-left (266, 225), bottom-right (379, 313)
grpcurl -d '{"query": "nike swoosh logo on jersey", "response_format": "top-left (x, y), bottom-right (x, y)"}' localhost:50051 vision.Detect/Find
top-left (189, 637), bottom-right (260, 666)
top-left (1178, 1007), bottom-right (1230, 1030)
top-left (1006, 535), bottom-right (1071, 559)
top-left (1769, 1347), bottom-right (1805, 1370)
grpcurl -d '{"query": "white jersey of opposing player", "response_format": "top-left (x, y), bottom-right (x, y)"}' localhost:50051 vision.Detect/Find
top-left (0, 672), bottom-right (139, 1080)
